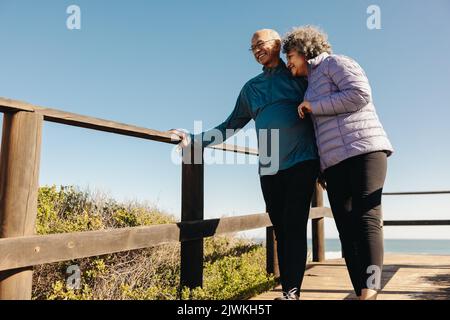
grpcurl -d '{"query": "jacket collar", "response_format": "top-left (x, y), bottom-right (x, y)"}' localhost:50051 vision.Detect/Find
top-left (307, 52), bottom-right (330, 73)
top-left (263, 59), bottom-right (287, 74)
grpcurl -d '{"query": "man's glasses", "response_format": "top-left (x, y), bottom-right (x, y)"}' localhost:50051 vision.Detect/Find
top-left (249, 39), bottom-right (277, 52)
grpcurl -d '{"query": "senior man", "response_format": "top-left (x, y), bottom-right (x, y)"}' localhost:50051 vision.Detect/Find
top-left (170, 29), bottom-right (318, 300)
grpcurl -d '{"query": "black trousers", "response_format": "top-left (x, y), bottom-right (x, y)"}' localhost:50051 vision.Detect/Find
top-left (260, 160), bottom-right (319, 293)
top-left (325, 151), bottom-right (387, 296)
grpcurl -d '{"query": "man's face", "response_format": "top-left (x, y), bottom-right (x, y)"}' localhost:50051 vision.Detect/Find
top-left (286, 49), bottom-right (308, 77)
top-left (251, 33), bottom-right (280, 66)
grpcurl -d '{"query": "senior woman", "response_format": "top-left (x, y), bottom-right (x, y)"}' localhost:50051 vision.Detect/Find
top-left (282, 26), bottom-right (394, 300)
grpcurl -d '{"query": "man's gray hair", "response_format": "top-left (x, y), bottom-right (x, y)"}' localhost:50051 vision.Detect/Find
top-left (253, 29), bottom-right (281, 41)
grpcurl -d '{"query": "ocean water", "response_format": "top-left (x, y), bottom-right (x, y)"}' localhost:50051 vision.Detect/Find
top-left (308, 239), bottom-right (450, 255)
top-left (313, 239), bottom-right (450, 259)
top-left (255, 238), bottom-right (450, 260)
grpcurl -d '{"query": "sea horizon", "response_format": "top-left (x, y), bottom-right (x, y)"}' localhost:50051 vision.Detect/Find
top-left (250, 238), bottom-right (450, 258)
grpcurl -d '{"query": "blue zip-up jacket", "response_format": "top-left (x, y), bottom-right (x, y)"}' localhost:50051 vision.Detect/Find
top-left (194, 60), bottom-right (318, 175)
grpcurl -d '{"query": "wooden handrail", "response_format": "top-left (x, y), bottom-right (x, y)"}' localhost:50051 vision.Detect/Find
top-left (0, 209), bottom-right (332, 273)
top-left (384, 220), bottom-right (450, 226)
top-left (0, 97), bottom-right (35, 112)
top-left (0, 97), bottom-right (258, 156)
top-left (383, 191), bottom-right (450, 195)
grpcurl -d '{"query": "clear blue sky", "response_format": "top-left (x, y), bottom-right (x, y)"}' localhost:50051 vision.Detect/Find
top-left (1, 0), bottom-right (449, 239)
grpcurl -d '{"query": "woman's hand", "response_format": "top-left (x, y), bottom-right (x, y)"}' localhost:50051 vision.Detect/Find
top-left (298, 101), bottom-right (312, 119)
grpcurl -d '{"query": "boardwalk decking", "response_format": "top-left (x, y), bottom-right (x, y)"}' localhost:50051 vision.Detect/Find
top-left (251, 254), bottom-right (450, 300)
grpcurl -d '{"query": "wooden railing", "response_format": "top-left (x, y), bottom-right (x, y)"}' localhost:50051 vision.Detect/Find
top-left (1, 97), bottom-right (448, 300)
top-left (382, 191), bottom-right (450, 226)
top-left (0, 97), bottom-right (332, 300)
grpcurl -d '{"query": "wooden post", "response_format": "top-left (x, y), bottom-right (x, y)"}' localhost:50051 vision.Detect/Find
top-left (0, 111), bottom-right (43, 300)
top-left (180, 142), bottom-right (204, 292)
top-left (311, 182), bottom-right (325, 262)
top-left (266, 226), bottom-right (280, 278)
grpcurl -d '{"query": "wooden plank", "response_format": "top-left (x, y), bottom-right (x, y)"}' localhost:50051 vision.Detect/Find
top-left (179, 213), bottom-right (271, 240)
top-left (0, 97), bottom-right (35, 113)
top-left (0, 98), bottom-right (177, 144)
top-left (36, 106), bottom-right (179, 144)
top-left (0, 97), bottom-right (258, 155)
top-left (265, 226), bottom-right (280, 278)
top-left (309, 207), bottom-right (332, 219)
top-left (176, 208), bottom-right (327, 242)
top-left (180, 144), bottom-right (204, 290)
top-left (0, 224), bottom-right (180, 272)
top-left (37, 106), bottom-right (258, 155)
top-left (311, 183), bottom-right (325, 262)
top-left (0, 226), bottom-right (179, 272)
top-left (0, 213), bottom-right (271, 272)
top-left (0, 208), bottom-right (331, 273)
top-left (384, 220), bottom-right (450, 226)
top-left (383, 191), bottom-right (450, 195)
top-left (210, 143), bottom-right (259, 156)
top-left (0, 111), bottom-right (43, 300)
top-left (251, 254), bottom-right (450, 300)
top-left (312, 218), bottom-right (325, 262)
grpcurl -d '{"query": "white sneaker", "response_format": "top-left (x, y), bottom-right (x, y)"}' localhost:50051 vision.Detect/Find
top-left (274, 288), bottom-right (299, 300)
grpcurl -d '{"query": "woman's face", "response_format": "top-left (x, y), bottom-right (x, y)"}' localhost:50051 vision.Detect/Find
top-left (286, 49), bottom-right (308, 77)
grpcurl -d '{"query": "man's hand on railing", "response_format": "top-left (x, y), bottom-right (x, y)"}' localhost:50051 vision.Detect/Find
top-left (168, 128), bottom-right (192, 153)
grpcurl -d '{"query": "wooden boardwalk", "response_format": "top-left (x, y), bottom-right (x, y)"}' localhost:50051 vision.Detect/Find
top-left (251, 254), bottom-right (450, 300)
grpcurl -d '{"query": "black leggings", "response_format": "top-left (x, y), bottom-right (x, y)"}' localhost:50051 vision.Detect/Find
top-left (260, 160), bottom-right (319, 293)
top-left (325, 151), bottom-right (387, 296)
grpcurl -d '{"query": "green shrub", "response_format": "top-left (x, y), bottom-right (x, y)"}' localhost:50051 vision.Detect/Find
top-left (183, 246), bottom-right (276, 300)
top-left (32, 185), bottom-right (275, 300)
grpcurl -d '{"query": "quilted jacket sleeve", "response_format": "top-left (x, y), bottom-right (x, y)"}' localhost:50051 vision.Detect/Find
top-left (310, 55), bottom-right (372, 116)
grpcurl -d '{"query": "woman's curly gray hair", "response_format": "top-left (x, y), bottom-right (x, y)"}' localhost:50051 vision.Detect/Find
top-left (282, 25), bottom-right (332, 60)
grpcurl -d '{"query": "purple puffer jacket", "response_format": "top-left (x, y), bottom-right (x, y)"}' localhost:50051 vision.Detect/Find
top-left (304, 52), bottom-right (394, 171)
